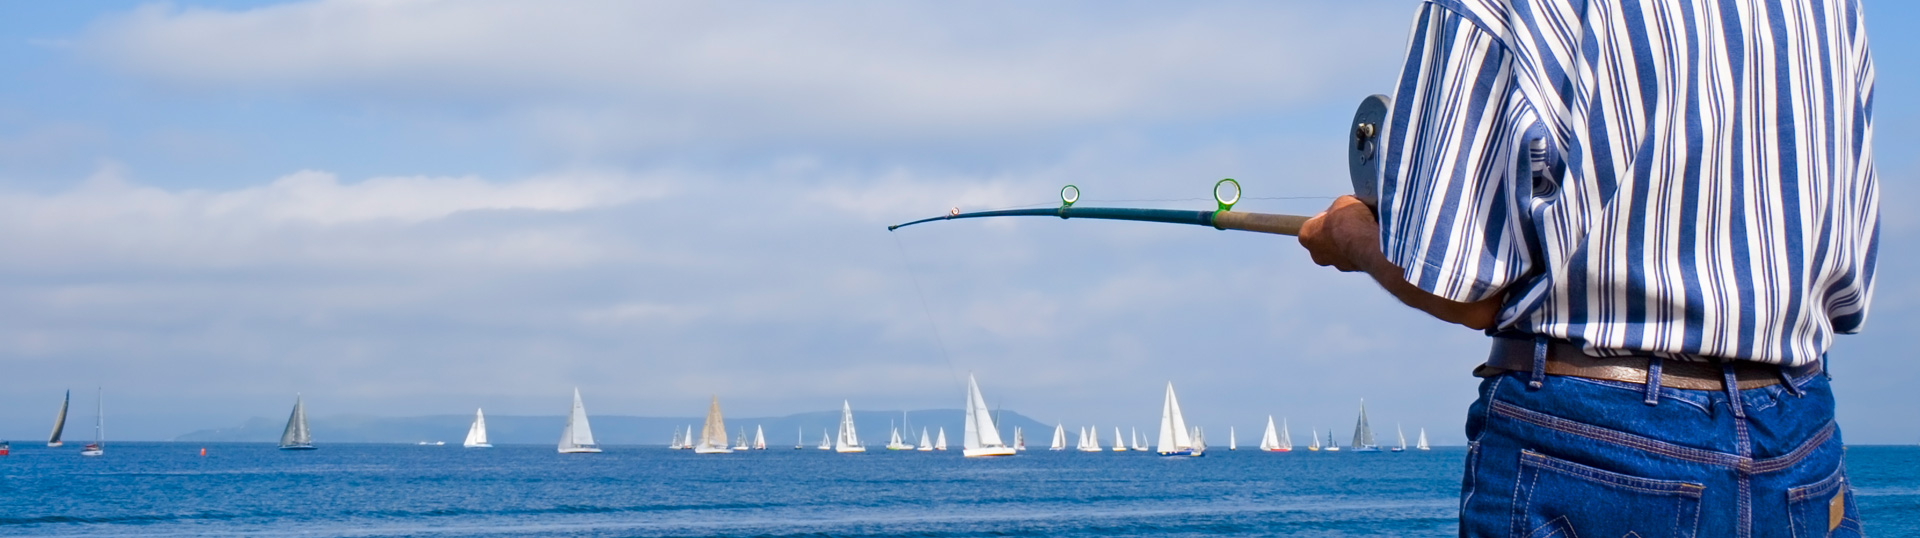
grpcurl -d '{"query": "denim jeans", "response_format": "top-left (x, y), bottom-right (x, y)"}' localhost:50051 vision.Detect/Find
top-left (1459, 366), bottom-right (1862, 537)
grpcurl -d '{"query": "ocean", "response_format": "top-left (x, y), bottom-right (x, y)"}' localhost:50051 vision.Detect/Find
top-left (2, 443), bottom-right (1915, 537)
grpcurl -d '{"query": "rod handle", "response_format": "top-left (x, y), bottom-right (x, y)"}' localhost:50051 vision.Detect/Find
top-left (1212, 211), bottom-right (1309, 236)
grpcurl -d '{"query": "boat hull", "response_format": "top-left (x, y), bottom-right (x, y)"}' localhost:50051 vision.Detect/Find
top-left (279, 445), bottom-right (317, 451)
top-left (963, 447), bottom-right (1017, 458)
top-left (1156, 449), bottom-right (1204, 457)
top-left (835, 447), bottom-right (866, 453)
top-left (694, 447), bottom-right (734, 454)
top-left (464, 443), bottom-right (493, 448)
top-left (1263, 448), bottom-right (1292, 452)
top-left (557, 447), bottom-right (603, 454)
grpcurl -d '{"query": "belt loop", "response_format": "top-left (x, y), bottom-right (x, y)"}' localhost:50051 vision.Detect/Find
top-left (1643, 357), bottom-right (1663, 405)
top-left (1721, 361), bottom-right (1746, 419)
top-left (1527, 335), bottom-right (1549, 390)
top-left (1780, 364), bottom-right (1804, 397)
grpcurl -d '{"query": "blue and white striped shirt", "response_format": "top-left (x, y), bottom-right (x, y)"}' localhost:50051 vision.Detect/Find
top-left (1377, 0), bottom-right (1878, 366)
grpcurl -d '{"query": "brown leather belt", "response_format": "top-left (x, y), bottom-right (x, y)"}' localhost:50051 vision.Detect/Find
top-left (1479, 337), bottom-right (1819, 391)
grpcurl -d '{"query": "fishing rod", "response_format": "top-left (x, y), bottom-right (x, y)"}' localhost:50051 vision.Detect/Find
top-left (887, 95), bottom-right (1389, 237)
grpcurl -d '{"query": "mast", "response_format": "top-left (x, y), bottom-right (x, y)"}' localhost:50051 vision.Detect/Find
top-left (94, 387), bottom-right (104, 449)
top-left (48, 390), bottom-right (69, 447)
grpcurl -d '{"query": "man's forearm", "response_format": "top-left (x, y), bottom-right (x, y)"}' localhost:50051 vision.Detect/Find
top-left (1300, 195), bottom-right (1502, 331)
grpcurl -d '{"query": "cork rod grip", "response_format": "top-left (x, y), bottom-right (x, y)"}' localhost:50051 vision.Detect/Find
top-left (1211, 211), bottom-right (1310, 236)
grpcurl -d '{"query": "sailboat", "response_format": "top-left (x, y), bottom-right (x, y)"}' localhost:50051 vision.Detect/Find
top-left (732, 428), bottom-right (750, 450)
top-left (835, 400), bottom-right (865, 453)
top-left (80, 388), bottom-right (103, 457)
top-left (1131, 427), bottom-right (1146, 451)
top-left (1349, 399), bottom-right (1379, 452)
top-left (463, 408), bottom-right (492, 448)
top-left (1015, 427), bottom-right (1026, 451)
top-left (1324, 429), bottom-right (1341, 452)
top-left (796, 426), bottom-right (806, 450)
top-left (934, 427), bottom-right (948, 450)
top-left (1392, 424), bottom-right (1407, 452)
top-left (48, 390), bottom-right (69, 447)
top-left (557, 388), bottom-right (601, 453)
top-left (685, 425), bottom-right (695, 450)
top-left (1259, 415), bottom-right (1287, 452)
top-left (1112, 427), bottom-right (1127, 451)
top-left (917, 427), bottom-right (934, 451)
top-left (279, 394), bottom-right (316, 450)
top-left (886, 420), bottom-right (913, 450)
top-left (1049, 423), bottom-right (1067, 451)
top-left (818, 429), bottom-right (832, 450)
top-left (1280, 418), bottom-right (1294, 451)
top-left (1155, 383), bottom-right (1201, 456)
top-left (962, 374), bottom-right (1017, 457)
top-left (669, 429), bottom-right (682, 449)
top-left (1229, 426), bottom-right (1237, 451)
top-left (1077, 426), bottom-right (1102, 452)
top-left (1308, 427), bottom-right (1321, 451)
top-left (695, 396), bottom-right (732, 454)
top-left (1417, 428), bottom-right (1431, 450)
top-left (753, 425), bottom-right (767, 450)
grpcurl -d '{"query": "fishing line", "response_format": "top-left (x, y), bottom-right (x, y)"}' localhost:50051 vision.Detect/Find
top-left (889, 232), bottom-right (966, 393)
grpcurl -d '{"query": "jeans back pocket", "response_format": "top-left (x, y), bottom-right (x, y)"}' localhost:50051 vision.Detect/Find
top-left (1788, 466), bottom-right (1863, 537)
top-left (1512, 450), bottom-right (1705, 538)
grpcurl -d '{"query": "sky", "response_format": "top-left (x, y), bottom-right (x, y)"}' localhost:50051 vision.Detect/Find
top-left (0, 0), bottom-right (1914, 444)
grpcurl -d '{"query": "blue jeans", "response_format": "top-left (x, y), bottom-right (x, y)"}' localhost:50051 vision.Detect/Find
top-left (1460, 366), bottom-right (1862, 537)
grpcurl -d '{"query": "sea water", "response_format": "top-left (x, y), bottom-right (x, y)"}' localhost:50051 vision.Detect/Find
top-left (2, 443), bottom-right (1914, 537)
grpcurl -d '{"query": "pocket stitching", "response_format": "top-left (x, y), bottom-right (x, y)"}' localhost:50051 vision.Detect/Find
top-left (1520, 450), bottom-right (1707, 497)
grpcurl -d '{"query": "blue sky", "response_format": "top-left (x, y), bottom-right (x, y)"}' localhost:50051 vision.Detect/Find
top-left (0, 0), bottom-right (1913, 444)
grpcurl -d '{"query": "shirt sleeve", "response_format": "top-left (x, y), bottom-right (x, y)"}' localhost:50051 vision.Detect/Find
top-left (1376, 2), bottom-right (1535, 304)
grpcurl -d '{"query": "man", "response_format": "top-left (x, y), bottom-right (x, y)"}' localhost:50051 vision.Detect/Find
top-left (1299, 0), bottom-right (1876, 536)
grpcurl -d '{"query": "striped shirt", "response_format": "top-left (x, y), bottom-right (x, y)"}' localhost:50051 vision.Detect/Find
top-left (1376, 0), bottom-right (1878, 366)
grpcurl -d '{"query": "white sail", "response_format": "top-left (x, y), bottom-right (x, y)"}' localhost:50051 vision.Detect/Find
top-left (935, 427), bottom-right (948, 450)
top-left (1229, 427), bottom-right (1237, 451)
top-left (695, 395), bottom-right (732, 454)
top-left (917, 427), bottom-right (933, 451)
top-left (753, 425), bottom-right (767, 450)
top-left (1280, 418), bottom-right (1293, 449)
top-left (48, 390), bottom-right (69, 447)
top-left (463, 408), bottom-right (491, 448)
top-left (962, 374), bottom-right (1014, 457)
top-left (1349, 399), bottom-right (1377, 451)
top-left (797, 426), bottom-right (805, 449)
top-left (1155, 382), bottom-right (1196, 455)
top-left (1132, 427), bottom-right (1146, 451)
top-left (557, 388), bottom-right (601, 453)
top-left (835, 400), bottom-right (865, 452)
top-left (1112, 427), bottom-right (1127, 451)
top-left (280, 394), bottom-right (314, 450)
top-left (733, 428), bottom-right (749, 450)
top-left (1260, 416), bottom-right (1281, 451)
top-left (818, 429), bottom-right (832, 450)
top-left (1015, 427), bottom-right (1026, 451)
top-left (1417, 428), bottom-right (1430, 450)
top-left (1394, 424), bottom-right (1407, 452)
top-left (1050, 423), bottom-right (1067, 450)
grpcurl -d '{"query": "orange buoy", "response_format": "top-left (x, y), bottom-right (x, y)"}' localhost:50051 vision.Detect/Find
top-left (199, 448), bottom-right (206, 456)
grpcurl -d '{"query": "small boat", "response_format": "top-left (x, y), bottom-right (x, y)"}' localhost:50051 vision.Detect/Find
top-left (1112, 427), bottom-right (1127, 451)
top-left (416, 441), bottom-right (445, 446)
top-left (80, 388), bottom-right (104, 457)
top-left (1259, 415), bottom-right (1289, 452)
top-left (1392, 424), bottom-right (1408, 452)
top-left (818, 430), bottom-right (832, 450)
top-left (1229, 426), bottom-right (1237, 451)
top-left (753, 425), bottom-right (766, 450)
top-left (1155, 383), bottom-right (1202, 457)
top-left (695, 396), bottom-right (733, 454)
top-left (280, 394), bottom-right (316, 450)
top-left (835, 401), bottom-right (865, 453)
top-left (796, 426), bottom-right (806, 450)
top-left (732, 428), bottom-right (750, 451)
top-left (557, 388), bottom-right (602, 453)
top-left (1417, 428), bottom-right (1431, 451)
top-left (48, 390), bottom-right (69, 448)
top-left (1076, 426), bottom-right (1101, 452)
top-left (464, 408), bottom-right (492, 448)
top-left (0, 441), bottom-right (9, 456)
top-left (669, 429), bottom-right (683, 449)
top-left (1131, 427), bottom-right (1146, 451)
top-left (1049, 423), bottom-right (1067, 451)
top-left (1349, 399), bottom-right (1379, 452)
top-left (934, 427), bottom-right (948, 450)
top-left (685, 425), bottom-right (695, 450)
top-left (917, 427), bottom-right (934, 451)
top-left (1324, 429), bottom-right (1341, 452)
top-left (886, 422), bottom-right (913, 450)
top-left (1308, 427), bottom-right (1321, 451)
top-left (961, 374), bottom-right (1016, 457)
top-left (1280, 418), bottom-right (1294, 451)
top-left (1015, 427), bottom-right (1026, 451)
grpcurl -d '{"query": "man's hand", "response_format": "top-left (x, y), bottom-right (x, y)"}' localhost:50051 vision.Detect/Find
top-left (1299, 195), bottom-right (1502, 330)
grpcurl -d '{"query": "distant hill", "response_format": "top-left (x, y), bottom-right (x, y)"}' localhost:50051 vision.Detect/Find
top-left (173, 409), bottom-right (1057, 446)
